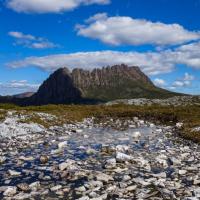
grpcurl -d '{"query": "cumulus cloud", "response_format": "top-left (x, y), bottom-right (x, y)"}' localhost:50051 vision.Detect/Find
top-left (8, 31), bottom-right (35, 40)
top-left (173, 81), bottom-right (188, 87)
top-left (152, 41), bottom-right (200, 70)
top-left (174, 42), bottom-right (200, 69)
top-left (77, 13), bottom-right (200, 46)
top-left (6, 51), bottom-right (175, 75)
top-left (183, 72), bottom-right (194, 81)
top-left (172, 73), bottom-right (194, 88)
top-left (3, 80), bottom-right (39, 89)
top-left (7, 0), bottom-right (110, 14)
top-left (85, 12), bottom-right (108, 23)
top-left (154, 78), bottom-right (166, 87)
top-left (0, 80), bottom-right (40, 95)
top-left (6, 40), bottom-right (200, 75)
top-left (8, 31), bottom-right (58, 49)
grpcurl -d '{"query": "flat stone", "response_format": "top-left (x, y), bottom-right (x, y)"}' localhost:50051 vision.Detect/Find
top-left (76, 186), bottom-right (86, 192)
top-left (126, 185), bottom-right (137, 191)
top-left (78, 196), bottom-right (90, 200)
top-left (3, 186), bottom-right (17, 196)
top-left (8, 170), bottom-right (21, 176)
top-left (123, 175), bottom-right (131, 181)
top-left (132, 131), bottom-right (141, 139)
top-left (39, 155), bottom-right (49, 164)
top-left (179, 170), bottom-right (187, 175)
top-left (50, 185), bottom-right (62, 192)
top-left (59, 162), bottom-right (68, 171)
top-left (19, 156), bottom-right (34, 161)
top-left (194, 188), bottom-right (200, 197)
top-left (0, 156), bottom-right (6, 164)
top-left (17, 183), bottom-right (30, 192)
top-left (29, 181), bottom-right (40, 190)
top-left (116, 145), bottom-right (129, 153)
top-left (58, 141), bottom-right (68, 149)
top-left (86, 148), bottom-right (96, 155)
top-left (153, 172), bottom-right (167, 178)
top-left (194, 179), bottom-right (200, 185)
top-left (88, 181), bottom-right (103, 188)
top-left (96, 173), bottom-right (114, 183)
top-left (116, 152), bottom-right (133, 162)
top-left (105, 158), bottom-right (116, 168)
top-left (12, 193), bottom-right (32, 200)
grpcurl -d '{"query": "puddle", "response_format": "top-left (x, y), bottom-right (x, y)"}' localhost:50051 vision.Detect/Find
top-left (0, 124), bottom-right (172, 199)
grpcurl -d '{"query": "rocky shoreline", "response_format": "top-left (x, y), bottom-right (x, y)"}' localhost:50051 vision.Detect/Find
top-left (0, 111), bottom-right (200, 199)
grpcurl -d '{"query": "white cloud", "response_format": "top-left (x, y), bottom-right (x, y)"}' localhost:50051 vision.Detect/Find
top-left (7, 51), bottom-right (175, 75)
top-left (7, 0), bottom-right (110, 14)
top-left (0, 80), bottom-right (40, 95)
top-left (149, 41), bottom-right (200, 70)
top-left (4, 80), bottom-right (39, 89)
top-left (6, 40), bottom-right (200, 75)
top-left (8, 31), bottom-right (57, 49)
top-left (9, 31), bottom-right (35, 40)
top-left (174, 42), bottom-right (200, 69)
top-left (183, 72), bottom-right (194, 81)
top-left (85, 12), bottom-right (108, 23)
top-left (172, 72), bottom-right (194, 88)
top-left (30, 42), bottom-right (57, 49)
top-left (168, 86), bottom-right (176, 90)
top-left (154, 78), bottom-right (166, 87)
top-left (173, 81), bottom-right (186, 87)
top-left (77, 14), bottom-right (200, 46)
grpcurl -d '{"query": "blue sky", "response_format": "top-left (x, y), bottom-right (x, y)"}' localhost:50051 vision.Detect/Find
top-left (0, 0), bottom-right (200, 95)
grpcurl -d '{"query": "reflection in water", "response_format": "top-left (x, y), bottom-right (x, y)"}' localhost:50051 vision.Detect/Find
top-left (0, 125), bottom-right (167, 199)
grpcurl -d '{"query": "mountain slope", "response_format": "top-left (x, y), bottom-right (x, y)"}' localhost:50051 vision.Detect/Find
top-left (29, 68), bottom-right (82, 105)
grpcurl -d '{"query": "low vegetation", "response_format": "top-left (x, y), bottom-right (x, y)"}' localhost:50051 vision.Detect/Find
top-left (0, 109), bottom-right (7, 121)
top-left (0, 103), bottom-right (199, 143)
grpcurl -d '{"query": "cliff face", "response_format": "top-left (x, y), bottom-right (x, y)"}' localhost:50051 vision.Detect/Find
top-left (71, 64), bottom-right (156, 101)
top-left (21, 64), bottom-right (179, 105)
top-left (72, 64), bottom-right (152, 89)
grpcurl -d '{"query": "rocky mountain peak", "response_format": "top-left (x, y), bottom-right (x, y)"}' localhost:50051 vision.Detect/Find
top-left (53, 67), bottom-right (71, 76)
top-left (21, 64), bottom-right (178, 105)
top-left (30, 67), bottom-right (81, 105)
top-left (72, 64), bottom-right (153, 89)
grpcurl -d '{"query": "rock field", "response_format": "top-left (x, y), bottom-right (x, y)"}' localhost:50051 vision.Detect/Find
top-left (106, 96), bottom-right (200, 106)
top-left (0, 111), bottom-right (200, 199)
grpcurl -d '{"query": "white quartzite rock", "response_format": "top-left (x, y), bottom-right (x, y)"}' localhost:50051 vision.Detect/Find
top-left (116, 152), bottom-right (133, 162)
top-left (96, 173), bottom-right (114, 183)
top-left (8, 170), bottom-right (21, 176)
top-left (58, 141), bottom-right (68, 149)
top-left (3, 186), bottom-right (17, 196)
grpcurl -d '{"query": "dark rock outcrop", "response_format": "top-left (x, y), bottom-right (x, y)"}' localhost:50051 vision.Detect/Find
top-left (29, 68), bottom-right (82, 105)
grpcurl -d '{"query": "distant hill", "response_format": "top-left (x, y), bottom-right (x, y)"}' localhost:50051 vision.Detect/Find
top-left (13, 92), bottom-right (35, 99)
top-left (0, 64), bottom-right (183, 105)
top-left (0, 92), bottom-right (35, 105)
